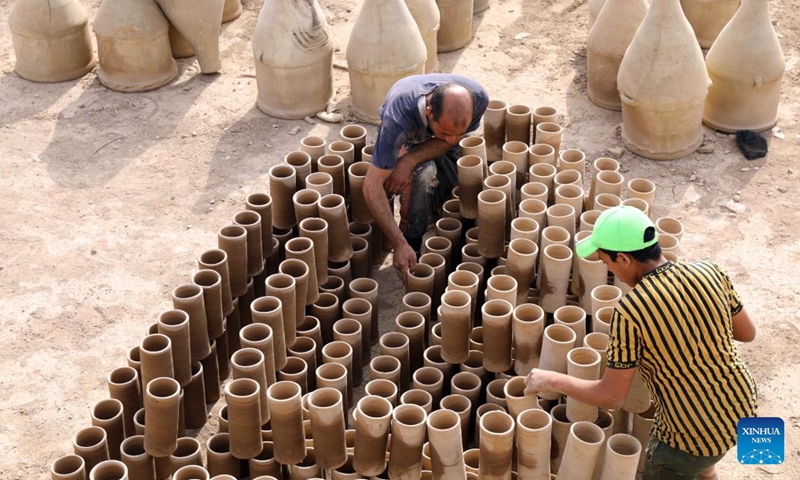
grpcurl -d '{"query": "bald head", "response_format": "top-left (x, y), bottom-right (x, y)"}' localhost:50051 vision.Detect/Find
top-left (429, 83), bottom-right (474, 131)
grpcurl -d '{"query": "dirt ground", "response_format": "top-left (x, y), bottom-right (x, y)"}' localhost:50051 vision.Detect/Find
top-left (1, 0), bottom-right (799, 478)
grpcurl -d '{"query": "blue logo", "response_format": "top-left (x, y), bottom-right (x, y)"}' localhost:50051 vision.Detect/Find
top-left (738, 417), bottom-right (784, 465)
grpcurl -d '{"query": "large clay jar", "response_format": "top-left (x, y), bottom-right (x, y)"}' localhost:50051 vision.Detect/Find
top-left (426, 409), bottom-right (467, 480)
top-left (703, 0), bottom-right (785, 133)
top-left (617, 0), bottom-right (710, 160)
top-left (405, 0), bottom-right (441, 72)
top-left (557, 422), bottom-right (605, 480)
top-left (253, 0), bottom-right (333, 118)
top-left (346, 0), bottom-right (427, 123)
top-left (155, 0), bottom-right (223, 73)
top-left (267, 381), bottom-right (307, 465)
top-left (353, 395), bottom-right (393, 476)
top-left (478, 410), bottom-right (515, 479)
top-left (681, 0), bottom-right (740, 48)
top-left (436, 0), bottom-right (473, 52)
top-left (516, 409), bottom-right (552, 480)
top-left (93, 0), bottom-right (177, 92)
top-left (9, 0), bottom-right (95, 83)
top-left (225, 378), bottom-right (263, 460)
top-left (599, 433), bottom-right (642, 480)
top-left (143, 377), bottom-right (181, 457)
top-left (587, 0), bottom-right (649, 111)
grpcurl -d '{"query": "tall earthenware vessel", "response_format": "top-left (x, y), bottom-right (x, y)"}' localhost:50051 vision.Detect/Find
top-left (436, 0), bottom-right (473, 52)
top-left (9, 0), bottom-right (95, 82)
top-left (617, 0), bottom-right (710, 159)
top-left (703, 0), bottom-right (785, 133)
top-left (93, 0), bottom-right (177, 92)
top-left (405, 0), bottom-right (441, 73)
top-left (353, 396), bottom-right (393, 476)
top-left (388, 403), bottom-right (428, 480)
top-left (516, 409), bottom-right (552, 480)
top-left (346, 0), bottom-right (427, 124)
top-left (587, 0), bottom-right (649, 111)
top-left (253, 0), bottom-right (334, 118)
top-left (155, 0), bottom-right (223, 73)
top-left (681, 0), bottom-right (740, 48)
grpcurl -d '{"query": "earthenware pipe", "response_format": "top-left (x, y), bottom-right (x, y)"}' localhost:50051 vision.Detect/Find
top-left (440, 289), bottom-right (472, 365)
top-left (395, 310), bottom-right (426, 372)
top-left (298, 217), bottom-right (329, 285)
top-left (506, 238), bottom-right (538, 304)
top-left (528, 144), bottom-right (556, 170)
top-left (316, 362), bottom-right (350, 415)
top-left (554, 305), bottom-right (587, 348)
top-left (406, 262), bottom-right (435, 298)
top-left (72, 426), bottom-right (109, 474)
top-left (285, 237), bottom-right (319, 306)
top-left (369, 355), bottom-right (402, 387)
top-left (478, 410), bottom-right (515, 479)
top-left (216, 224), bottom-right (248, 298)
top-left (264, 273), bottom-right (295, 359)
top-left (342, 297), bottom-right (373, 363)
top-left (566, 347), bottom-right (602, 423)
top-left (598, 433), bottom-right (642, 480)
top-left (279, 259), bottom-right (310, 335)
top-left (503, 375), bottom-right (539, 417)
top-left (412, 367), bottom-right (445, 410)
top-left (312, 292), bottom-right (340, 346)
top-left (90, 399), bottom-right (125, 462)
top-left (231, 210), bottom-right (263, 278)
top-left (87, 460), bottom-right (128, 480)
top-left (119, 436), bottom-right (155, 480)
top-left (481, 299), bottom-right (514, 373)
top-left (190, 270), bottom-right (224, 342)
top-left (277, 356), bottom-right (309, 393)
top-left (106, 367), bottom-right (141, 438)
top-left (426, 409), bottom-right (467, 480)
top-left (318, 194), bottom-right (353, 262)
top-left (538, 244), bottom-right (573, 314)
top-left (349, 277), bottom-right (380, 345)
top-left (267, 381), bottom-right (306, 465)
top-left (456, 154), bottom-right (483, 220)
top-left (318, 154), bottom-right (346, 198)
top-left (510, 303), bottom-right (544, 375)
top-left (306, 387), bottom-right (347, 470)
top-left (348, 161), bottom-right (373, 225)
top-left (143, 377), bottom-right (181, 457)
top-left (198, 249), bottom-right (234, 317)
top-left (505, 104), bottom-right (532, 144)
top-left (387, 403), bottom-right (427, 480)
top-left (515, 408), bottom-right (552, 480)
top-left (482, 99), bottom-right (507, 160)
top-left (379, 331), bottom-right (411, 391)
top-left (352, 395), bottom-right (393, 476)
top-left (306, 172), bottom-right (334, 197)
top-left (247, 441), bottom-right (282, 478)
top-left (557, 421), bottom-right (605, 480)
top-left (535, 122), bottom-right (563, 159)
top-left (441, 393), bottom-right (472, 448)
top-left (322, 341), bottom-right (355, 410)
top-left (231, 348), bottom-right (270, 425)
top-left (477, 189), bottom-right (506, 258)
top-left (537, 325), bottom-right (577, 400)
top-left (291, 188), bottom-right (320, 228)
top-left (139, 333), bottom-right (174, 391)
top-left (502, 141), bottom-right (529, 190)
top-left (206, 434), bottom-right (241, 477)
top-left (250, 294), bottom-right (287, 372)
top-left (459, 136), bottom-right (487, 169)
top-left (168, 436), bottom-right (202, 474)
top-left (239, 322), bottom-right (277, 386)
top-left (269, 164), bottom-right (298, 231)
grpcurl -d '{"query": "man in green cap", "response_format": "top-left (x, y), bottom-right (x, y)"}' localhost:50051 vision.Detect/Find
top-left (524, 205), bottom-right (758, 480)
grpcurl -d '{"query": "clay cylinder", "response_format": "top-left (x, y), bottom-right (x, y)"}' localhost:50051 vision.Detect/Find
top-left (503, 375), bottom-right (539, 418)
top-left (537, 325), bottom-right (577, 400)
top-left (264, 274), bottom-right (295, 364)
top-left (267, 381), bottom-right (306, 465)
top-left (169, 437), bottom-right (202, 473)
top-left (703, 0), bottom-right (784, 133)
top-left (107, 367), bottom-right (141, 439)
top-left (248, 442), bottom-right (282, 478)
top-left (119, 436), bottom-right (155, 480)
top-left (483, 100), bottom-right (508, 161)
top-left (139, 334), bottom-right (174, 391)
top-left (617, 0), bottom-right (710, 159)
top-left (485, 274), bottom-right (517, 308)
top-left (72, 426), bottom-right (109, 474)
top-left (218, 224), bottom-right (250, 298)
top-left (436, 0), bottom-right (473, 52)
top-left (379, 332), bottom-right (411, 391)
top-left (91, 399), bottom-right (126, 462)
top-left (172, 465), bottom-right (208, 480)
top-left (316, 362), bottom-right (350, 414)
top-left (365, 379), bottom-right (397, 408)
top-left (224, 378), bottom-right (263, 459)
top-left (405, 0), bottom-right (442, 73)
top-left (406, 263), bottom-right (435, 298)
top-left (269, 164), bottom-right (298, 231)
top-left (557, 422), bottom-right (605, 480)
top-left (370, 355), bottom-right (402, 387)
top-left (154, 0), bottom-right (223, 73)
top-left (528, 144), bottom-right (556, 171)
top-left (348, 162), bottom-right (374, 225)
top-left (343, 297), bottom-right (374, 364)
top-left (450, 371), bottom-right (481, 414)
top-left (285, 238), bottom-right (319, 306)
top-left (515, 408), bottom-right (552, 480)
top-left (599, 433), bottom-right (642, 480)
top-left (88, 460), bottom-right (128, 480)
top-left (288, 336), bottom-right (317, 389)
top-left (350, 277), bottom-right (380, 345)
top-left (253, 294), bottom-right (294, 378)
top-left (401, 389), bottom-right (434, 415)
top-left (231, 348), bottom-right (270, 425)
top-left (396, 310), bottom-right (427, 372)
top-left (505, 104), bottom-right (532, 144)
top-left (233, 210), bottom-right (264, 278)
top-left (440, 290), bottom-right (472, 364)
top-left (509, 216), bottom-right (540, 245)
top-left (412, 367), bottom-right (445, 410)
top-left (198, 249), bottom-right (235, 316)
top-left (323, 341), bottom-right (355, 409)
top-left (538, 244), bottom-right (573, 314)
top-left (191, 270), bottom-right (225, 341)
top-left (478, 410), bottom-right (514, 479)
top-left (307, 387), bottom-right (347, 470)
top-left (554, 305), bottom-right (587, 348)
top-left (566, 347), bottom-right (602, 422)
top-left (315, 292), bottom-right (342, 347)
top-left (206, 434), bottom-right (241, 477)
top-left (340, 124), bottom-right (368, 163)
top-left (243, 314), bottom-right (278, 388)
top-left (534, 122), bottom-right (563, 160)
top-left (351, 237), bottom-right (372, 280)
top-left (318, 194), bottom-right (354, 262)
top-left (286, 151), bottom-right (313, 191)
top-left (506, 238), bottom-right (538, 305)
top-left (318, 154), bottom-right (347, 197)
top-left (353, 395), bottom-right (393, 476)
top-left (346, 0), bottom-right (426, 123)
top-left (277, 356), bottom-right (309, 394)
top-left (172, 284), bottom-right (214, 363)
top-left (300, 135), bottom-right (327, 165)
top-left (512, 303), bottom-right (545, 375)
top-left (92, 0), bottom-right (177, 92)
top-left (587, 0), bottom-right (649, 111)
top-left (459, 137), bottom-right (488, 172)
top-left (9, 0), bottom-right (95, 83)
top-left (426, 409), bottom-right (467, 479)
top-left (477, 189), bottom-right (506, 259)
top-left (388, 403), bottom-right (427, 480)
top-left (481, 299), bottom-right (513, 373)
top-left (143, 377), bottom-right (181, 457)
top-left (298, 217), bottom-right (330, 286)
top-left (253, 0), bottom-right (333, 118)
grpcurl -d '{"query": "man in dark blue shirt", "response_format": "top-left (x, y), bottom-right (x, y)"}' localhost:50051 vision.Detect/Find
top-left (362, 74), bottom-right (489, 285)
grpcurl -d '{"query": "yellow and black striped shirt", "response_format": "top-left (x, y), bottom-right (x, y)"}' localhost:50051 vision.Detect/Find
top-left (607, 260), bottom-right (757, 457)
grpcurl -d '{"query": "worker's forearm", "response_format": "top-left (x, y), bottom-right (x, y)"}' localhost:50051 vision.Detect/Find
top-left (399, 138), bottom-right (453, 167)
top-left (363, 179), bottom-right (406, 249)
top-left (549, 373), bottom-right (622, 410)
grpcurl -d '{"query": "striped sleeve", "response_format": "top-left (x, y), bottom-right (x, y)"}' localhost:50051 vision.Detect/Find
top-left (713, 262), bottom-right (743, 316)
top-left (606, 308), bottom-right (640, 369)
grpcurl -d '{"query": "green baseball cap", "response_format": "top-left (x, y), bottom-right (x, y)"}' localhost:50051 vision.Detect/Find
top-left (575, 206), bottom-right (658, 258)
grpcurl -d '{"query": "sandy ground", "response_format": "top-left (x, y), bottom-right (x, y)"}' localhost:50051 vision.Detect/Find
top-left (1, 0), bottom-right (799, 478)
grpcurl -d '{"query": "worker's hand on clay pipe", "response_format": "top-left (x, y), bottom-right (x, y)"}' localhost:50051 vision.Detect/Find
top-left (392, 241), bottom-right (417, 287)
top-left (524, 368), bottom-right (557, 396)
top-left (384, 157), bottom-right (415, 196)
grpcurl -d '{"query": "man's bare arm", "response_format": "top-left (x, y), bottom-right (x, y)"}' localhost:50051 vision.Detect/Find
top-left (384, 137), bottom-right (456, 195)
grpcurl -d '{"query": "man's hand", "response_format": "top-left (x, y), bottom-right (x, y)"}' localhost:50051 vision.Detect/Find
top-left (524, 368), bottom-right (558, 396)
top-left (393, 241), bottom-right (417, 287)
top-left (383, 157), bottom-right (415, 195)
